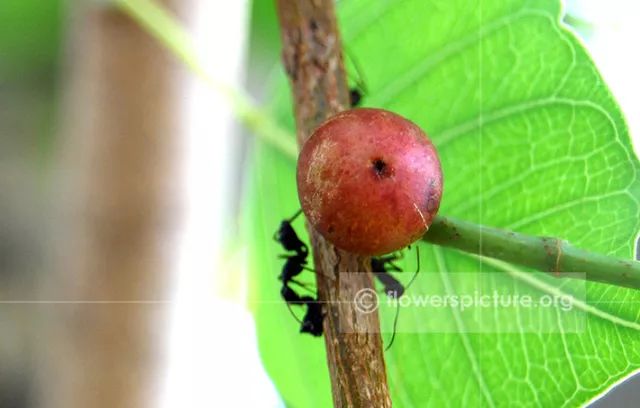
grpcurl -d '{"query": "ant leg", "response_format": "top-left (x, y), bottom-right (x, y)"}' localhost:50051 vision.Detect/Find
top-left (302, 266), bottom-right (335, 282)
top-left (386, 262), bottom-right (403, 273)
top-left (289, 279), bottom-right (316, 294)
top-left (281, 284), bottom-right (306, 323)
top-left (300, 296), bottom-right (324, 337)
top-left (389, 251), bottom-right (405, 261)
top-left (285, 303), bottom-right (303, 324)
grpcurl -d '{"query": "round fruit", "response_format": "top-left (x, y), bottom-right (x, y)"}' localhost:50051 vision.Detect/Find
top-left (296, 108), bottom-right (443, 256)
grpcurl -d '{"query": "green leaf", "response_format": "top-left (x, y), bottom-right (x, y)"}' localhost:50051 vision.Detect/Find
top-left (246, 0), bottom-right (640, 406)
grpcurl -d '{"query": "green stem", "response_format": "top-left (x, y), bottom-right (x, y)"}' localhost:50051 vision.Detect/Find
top-left (115, 0), bottom-right (640, 291)
top-left (114, 0), bottom-right (298, 159)
top-left (425, 216), bottom-right (640, 290)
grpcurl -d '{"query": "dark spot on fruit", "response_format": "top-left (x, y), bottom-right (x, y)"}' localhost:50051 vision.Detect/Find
top-left (371, 157), bottom-right (393, 179)
top-left (328, 225), bottom-right (335, 233)
top-left (426, 189), bottom-right (440, 212)
top-left (373, 158), bottom-right (386, 173)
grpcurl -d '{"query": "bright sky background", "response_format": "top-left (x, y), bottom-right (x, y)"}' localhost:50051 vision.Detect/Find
top-left (159, 1), bottom-right (283, 407)
top-left (566, 0), bottom-right (640, 154)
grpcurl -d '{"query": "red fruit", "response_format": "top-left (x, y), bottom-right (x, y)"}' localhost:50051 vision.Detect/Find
top-left (296, 108), bottom-right (443, 256)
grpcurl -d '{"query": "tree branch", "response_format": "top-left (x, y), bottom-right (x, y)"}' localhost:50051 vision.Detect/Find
top-left (45, 1), bottom-right (181, 406)
top-left (275, 1), bottom-right (392, 407)
top-left (425, 216), bottom-right (640, 289)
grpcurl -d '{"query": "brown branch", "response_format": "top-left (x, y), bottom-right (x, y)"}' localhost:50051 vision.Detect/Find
top-left (275, 1), bottom-right (392, 407)
top-left (44, 2), bottom-right (183, 406)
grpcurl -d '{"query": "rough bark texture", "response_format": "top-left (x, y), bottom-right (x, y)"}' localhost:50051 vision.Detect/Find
top-left (275, 1), bottom-right (392, 407)
top-left (42, 2), bottom-right (184, 407)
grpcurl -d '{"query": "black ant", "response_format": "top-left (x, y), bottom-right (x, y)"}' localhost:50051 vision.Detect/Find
top-left (350, 87), bottom-right (363, 107)
top-left (371, 247), bottom-right (420, 350)
top-left (274, 209), bottom-right (312, 287)
top-left (372, 254), bottom-right (405, 298)
top-left (275, 210), bottom-right (422, 345)
top-left (299, 297), bottom-right (324, 336)
top-left (280, 284), bottom-right (323, 336)
top-left (345, 49), bottom-right (367, 107)
top-left (274, 210), bottom-right (324, 337)
top-left (274, 209), bottom-right (308, 255)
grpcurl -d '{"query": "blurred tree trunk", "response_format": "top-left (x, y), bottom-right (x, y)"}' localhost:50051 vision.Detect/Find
top-left (42, 2), bottom-right (186, 407)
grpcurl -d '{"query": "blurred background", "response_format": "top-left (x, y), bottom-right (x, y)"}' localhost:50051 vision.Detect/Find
top-left (0, 0), bottom-right (638, 407)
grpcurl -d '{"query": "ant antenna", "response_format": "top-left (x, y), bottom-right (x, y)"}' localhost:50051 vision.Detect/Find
top-left (385, 246), bottom-right (421, 351)
top-left (385, 301), bottom-right (400, 351)
top-left (288, 208), bottom-right (303, 223)
top-left (286, 303), bottom-right (303, 324)
top-left (344, 48), bottom-right (368, 106)
top-left (346, 49), bottom-right (368, 92)
top-left (404, 245), bottom-right (421, 291)
top-left (304, 266), bottom-right (334, 281)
